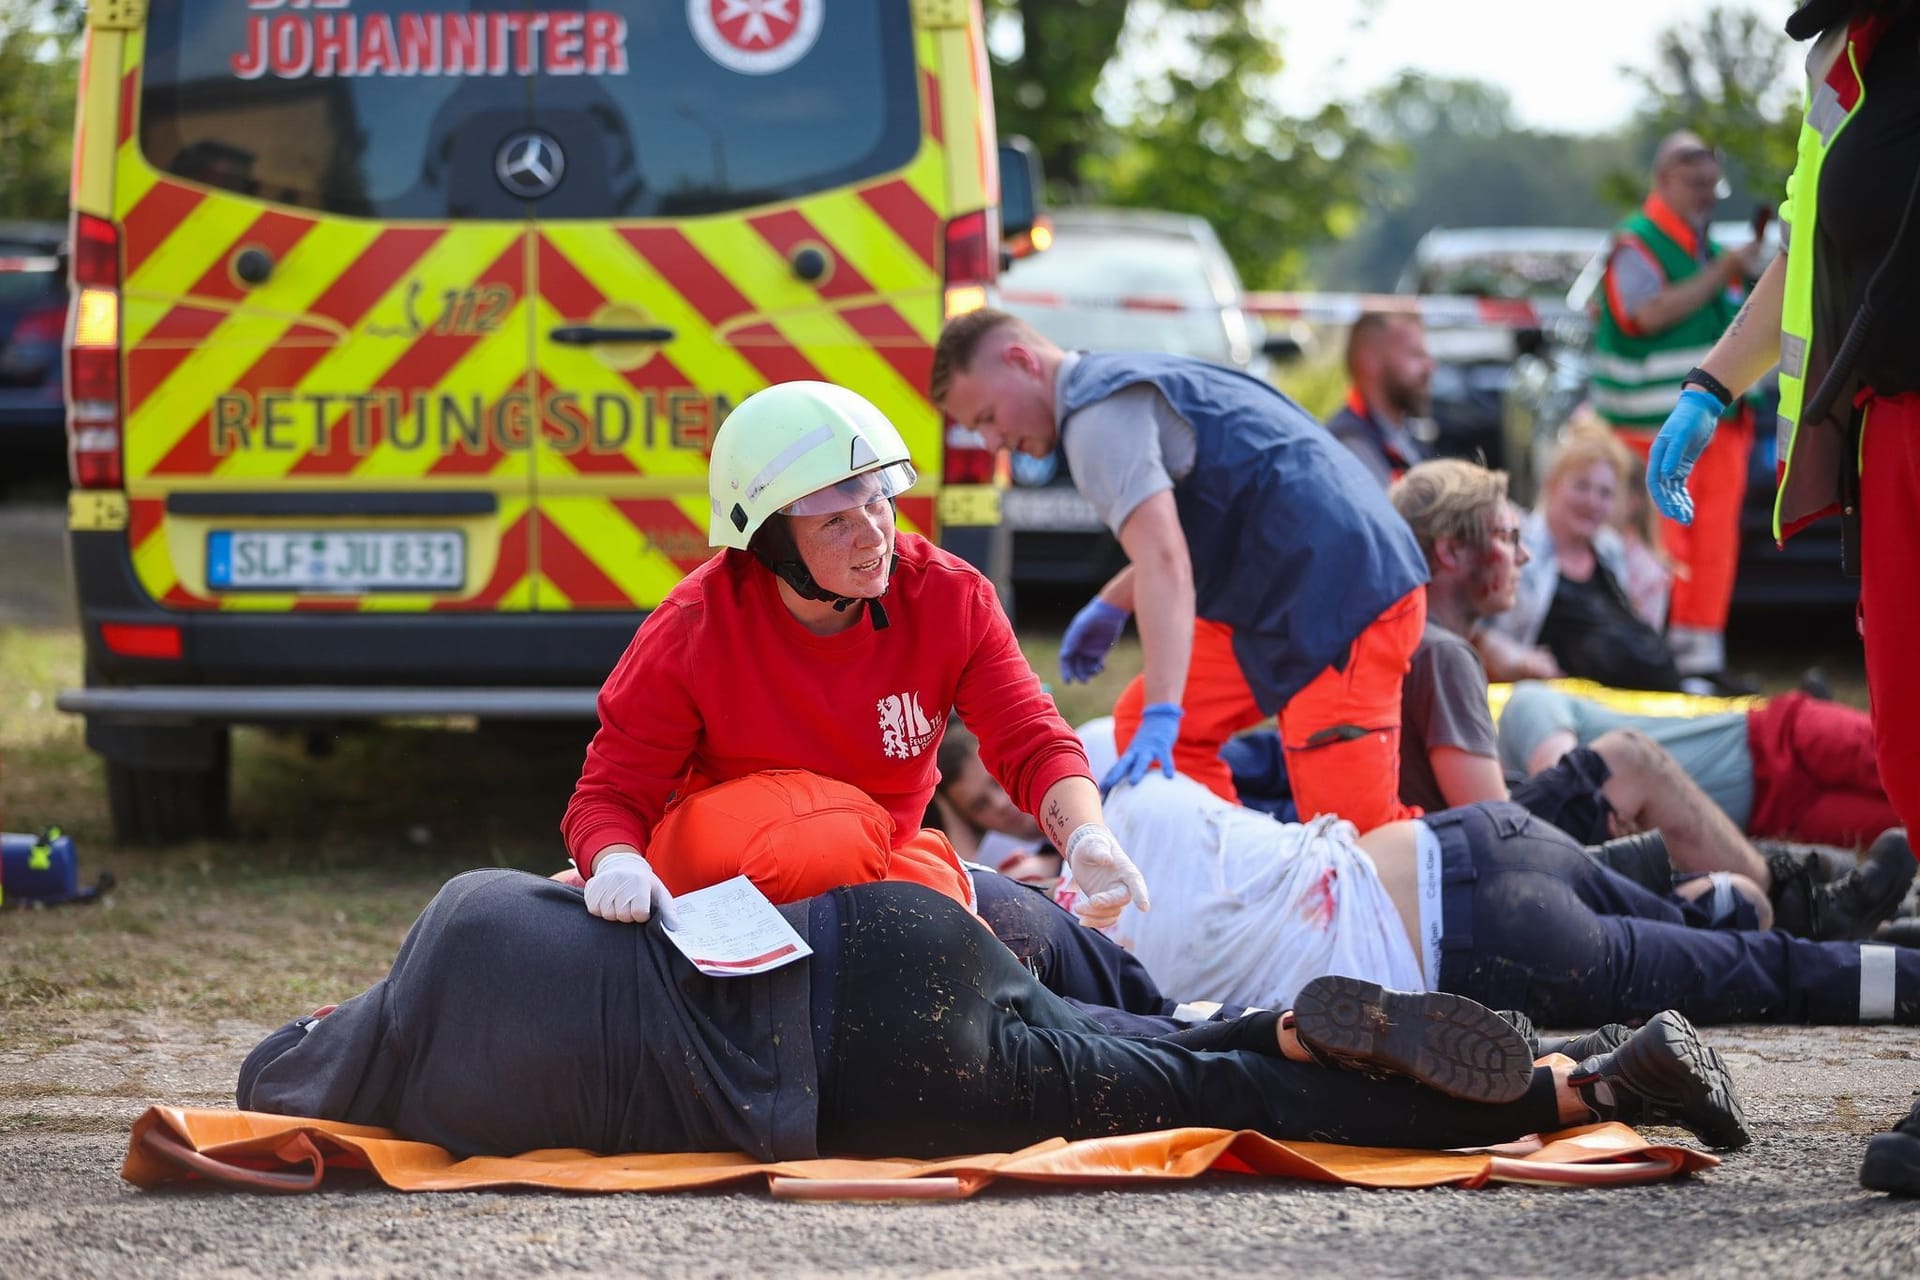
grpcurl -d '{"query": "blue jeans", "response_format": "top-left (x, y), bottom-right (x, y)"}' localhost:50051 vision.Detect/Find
top-left (1426, 802), bottom-right (1919, 1026)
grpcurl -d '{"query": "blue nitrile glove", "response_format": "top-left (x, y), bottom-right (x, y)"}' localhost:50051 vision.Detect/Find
top-left (1101, 701), bottom-right (1184, 793)
top-left (1647, 386), bottom-right (1727, 525)
top-left (1060, 597), bottom-right (1131, 683)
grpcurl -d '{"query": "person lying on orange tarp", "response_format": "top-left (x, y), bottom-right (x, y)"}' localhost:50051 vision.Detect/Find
top-left (561, 380), bottom-right (1146, 933)
top-left (236, 870), bottom-right (1750, 1162)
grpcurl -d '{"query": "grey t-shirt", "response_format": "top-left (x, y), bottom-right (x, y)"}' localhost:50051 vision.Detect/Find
top-left (1055, 351), bottom-right (1198, 537)
top-left (1399, 623), bottom-right (1498, 814)
top-left (1496, 682), bottom-right (1754, 829)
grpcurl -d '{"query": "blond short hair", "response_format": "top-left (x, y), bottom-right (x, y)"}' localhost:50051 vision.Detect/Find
top-left (1544, 420), bottom-right (1633, 492)
top-left (1389, 458), bottom-right (1510, 565)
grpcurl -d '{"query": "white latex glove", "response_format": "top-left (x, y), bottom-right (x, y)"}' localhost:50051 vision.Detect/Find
top-left (1062, 823), bottom-right (1151, 930)
top-left (584, 850), bottom-right (681, 927)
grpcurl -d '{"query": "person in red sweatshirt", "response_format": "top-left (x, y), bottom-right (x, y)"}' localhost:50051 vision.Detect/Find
top-left (561, 380), bottom-right (1149, 931)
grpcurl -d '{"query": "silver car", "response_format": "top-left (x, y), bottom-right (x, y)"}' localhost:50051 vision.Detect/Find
top-left (995, 207), bottom-right (1278, 601)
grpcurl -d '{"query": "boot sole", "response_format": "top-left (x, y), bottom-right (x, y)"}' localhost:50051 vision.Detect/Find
top-left (1291, 975), bottom-right (1532, 1104)
top-left (1613, 1011), bottom-right (1752, 1150)
top-left (1859, 1131), bottom-right (1920, 1196)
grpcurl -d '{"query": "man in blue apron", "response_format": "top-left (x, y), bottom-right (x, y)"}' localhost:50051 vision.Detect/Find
top-left (932, 309), bottom-right (1429, 833)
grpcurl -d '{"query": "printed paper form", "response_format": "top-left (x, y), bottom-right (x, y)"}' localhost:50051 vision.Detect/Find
top-left (662, 876), bottom-right (813, 977)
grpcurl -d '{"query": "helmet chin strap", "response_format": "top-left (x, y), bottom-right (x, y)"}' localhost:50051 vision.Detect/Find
top-left (753, 514), bottom-right (895, 631)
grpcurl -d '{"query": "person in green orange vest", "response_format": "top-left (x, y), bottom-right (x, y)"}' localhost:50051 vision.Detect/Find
top-left (1588, 131), bottom-right (1762, 691)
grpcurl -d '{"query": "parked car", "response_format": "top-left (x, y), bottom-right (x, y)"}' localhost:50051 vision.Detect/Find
top-left (995, 207), bottom-right (1288, 604)
top-left (0, 221), bottom-right (69, 475)
top-left (1506, 212), bottom-right (1851, 608)
top-left (1396, 226), bottom-right (1607, 470)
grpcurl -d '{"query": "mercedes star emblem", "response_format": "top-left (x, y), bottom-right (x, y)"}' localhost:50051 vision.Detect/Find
top-left (495, 131), bottom-right (565, 199)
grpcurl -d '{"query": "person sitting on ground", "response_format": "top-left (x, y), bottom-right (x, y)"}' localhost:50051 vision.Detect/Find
top-left (561, 380), bottom-right (1148, 942)
top-left (1483, 423), bottom-right (1692, 692)
top-left (1498, 681), bottom-right (1905, 856)
top-left (1389, 456), bottom-right (1913, 940)
top-left (1097, 769), bottom-right (1918, 1039)
top-left (235, 870), bottom-right (1753, 1160)
top-left (1323, 311), bottom-right (1436, 489)
top-left (925, 717), bottom-right (1060, 885)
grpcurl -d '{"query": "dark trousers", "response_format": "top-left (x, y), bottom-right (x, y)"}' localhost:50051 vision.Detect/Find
top-left (1428, 802), bottom-right (1920, 1026)
top-left (815, 882), bottom-right (1564, 1158)
top-left (969, 867), bottom-right (1198, 1035)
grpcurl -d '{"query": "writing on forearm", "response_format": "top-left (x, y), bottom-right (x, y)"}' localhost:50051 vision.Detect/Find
top-left (1044, 798), bottom-right (1069, 849)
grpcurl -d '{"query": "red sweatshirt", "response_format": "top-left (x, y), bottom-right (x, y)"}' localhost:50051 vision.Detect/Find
top-left (563, 533), bottom-right (1091, 876)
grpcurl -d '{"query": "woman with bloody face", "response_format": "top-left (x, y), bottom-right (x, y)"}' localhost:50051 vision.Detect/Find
top-left (561, 381), bottom-right (1150, 933)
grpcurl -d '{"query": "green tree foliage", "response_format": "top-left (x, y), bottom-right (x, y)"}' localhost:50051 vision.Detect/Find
top-left (0, 2), bottom-right (78, 221)
top-left (1085, 2), bottom-right (1387, 288)
top-left (1312, 74), bottom-right (1635, 290)
top-left (987, 0), bottom-right (1387, 289)
top-left (985, 0), bottom-right (1132, 197)
top-left (1611, 4), bottom-right (1802, 214)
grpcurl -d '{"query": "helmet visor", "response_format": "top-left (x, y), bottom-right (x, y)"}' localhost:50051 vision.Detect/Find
top-left (783, 460), bottom-right (918, 517)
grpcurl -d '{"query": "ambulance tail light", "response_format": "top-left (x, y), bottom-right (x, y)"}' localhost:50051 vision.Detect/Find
top-left (942, 209), bottom-right (997, 319)
top-left (940, 210), bottom-right (1001, 484)
top-left (67, 212), bottom-right (123, 491)
top-left (943, 422), bottom-right (998, 485)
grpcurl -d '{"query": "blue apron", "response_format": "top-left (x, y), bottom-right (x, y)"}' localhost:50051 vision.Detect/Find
top-left (1060, 353), bottom-right (1428, 713)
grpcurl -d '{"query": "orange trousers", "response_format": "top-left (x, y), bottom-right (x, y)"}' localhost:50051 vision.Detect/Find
top-left (1115, 589), bottom-right (1426, 832)
top-left (1617, 407), bottom-right (1752, 633)
top-left (648, 770), bottom-right (977, 912)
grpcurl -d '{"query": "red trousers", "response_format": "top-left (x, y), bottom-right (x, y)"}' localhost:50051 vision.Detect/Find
top-left (1618, 406), bottom-right (1752, 633)
top-left (1745, 691), bottom-right (1899, 849)
top-left (1859, 391), bottom-right (1920, 857)
top-left (1115, 589), bottom-right (1425, 833)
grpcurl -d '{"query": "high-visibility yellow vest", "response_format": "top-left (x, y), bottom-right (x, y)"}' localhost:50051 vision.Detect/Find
top-left (1774, 19), bottom-right (1887, 542)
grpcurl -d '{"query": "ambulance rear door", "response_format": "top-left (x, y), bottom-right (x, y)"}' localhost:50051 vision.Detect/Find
top-left (123, 0), bottom-right (551, 615)
top-left (525, 0), bottom-right (944, 609)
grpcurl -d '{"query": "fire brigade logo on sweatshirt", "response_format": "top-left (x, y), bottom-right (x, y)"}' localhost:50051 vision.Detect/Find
top-left (878, 692), bottom-right (936, 760)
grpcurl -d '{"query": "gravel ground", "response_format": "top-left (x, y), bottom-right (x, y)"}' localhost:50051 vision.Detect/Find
top-left (0, 1019), bottom-right (1914, 1279)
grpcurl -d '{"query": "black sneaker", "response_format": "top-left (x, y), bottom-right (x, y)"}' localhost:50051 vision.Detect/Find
top-left (1860, 1097), bottom-right (1920, 1196)
top-left (1568, 1010), bottom-right (1750, 1149)
top-left (1538, 1023), bottom-right (1634, 1061)
top-left (1290, 975), bottom-right (1533, 1104)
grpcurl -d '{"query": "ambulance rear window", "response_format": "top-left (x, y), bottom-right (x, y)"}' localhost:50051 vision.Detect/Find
top-left (138, 0), bottom-right (920, 220)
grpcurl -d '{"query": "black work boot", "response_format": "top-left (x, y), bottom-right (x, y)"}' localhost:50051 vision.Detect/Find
top-left (1771, 829), bottom-right (1917, 941)
top-left (1584, 831), bottom-right (1674, 895)
top-left (1538, 1023), bottom-right (1633, 1061)
top-left (1289, 975), bottom-right (1534, 1104)
top-left (1861, 1096), bottom-right (1920, 1196)
top-left (1495, 1012), bottom-right (1633, 1062)
top-left (1495, 1009), bottom-right (1539, 1055)
top-left (1567, 1010), bottom-right (1751, 1149)
top-left (1753, 838), bottom-right (1858, 883)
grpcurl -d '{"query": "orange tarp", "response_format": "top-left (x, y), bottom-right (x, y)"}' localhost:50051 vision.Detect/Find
top-left (123, 1107), bottom-right (1716, 1197)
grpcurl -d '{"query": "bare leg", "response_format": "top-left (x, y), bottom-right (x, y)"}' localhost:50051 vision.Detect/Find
top-left (1592, 728), bottom-right (1772, 887)
top-left (1672, 872), bottom-right (1775, 930)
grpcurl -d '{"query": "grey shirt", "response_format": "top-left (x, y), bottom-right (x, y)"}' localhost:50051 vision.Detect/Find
top-left (1054, 350), bottom-right (1198, 537)
top-left (1399, 623), bottom-right (1499, 814)
top-left (1497, 682), bottom-right (1754, 830)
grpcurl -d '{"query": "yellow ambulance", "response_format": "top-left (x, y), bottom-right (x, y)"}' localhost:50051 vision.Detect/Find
top-left (59, 0), bottom-right (1032, 842)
